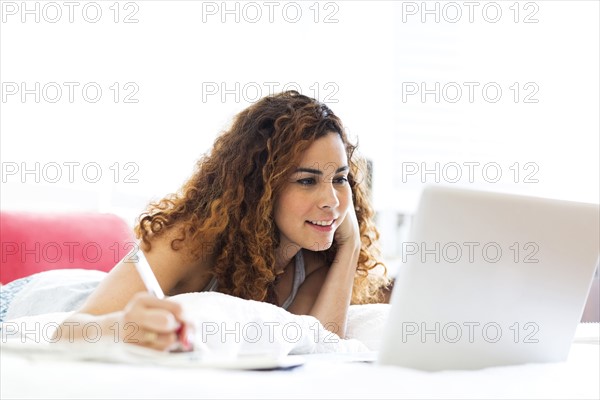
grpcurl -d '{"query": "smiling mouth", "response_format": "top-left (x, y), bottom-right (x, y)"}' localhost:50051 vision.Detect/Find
top-left (306, 219), bottom-right (337, 232)
top-left (306, 219), bottom-right (335, 227)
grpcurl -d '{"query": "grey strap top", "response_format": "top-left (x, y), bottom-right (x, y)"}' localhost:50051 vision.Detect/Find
top-left (201, 250), bottom-right (306, 310)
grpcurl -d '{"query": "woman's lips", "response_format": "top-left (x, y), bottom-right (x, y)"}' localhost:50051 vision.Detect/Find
top-left (305, 219), bottom-right (336, 232)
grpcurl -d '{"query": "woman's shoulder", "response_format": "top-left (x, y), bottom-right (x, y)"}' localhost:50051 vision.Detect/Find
top-left (144, 223), bottom-right (215, 296)
top-left (165, 241), bottom-right (215, 296)
top-left (169, 266), bottom-right (213, 295)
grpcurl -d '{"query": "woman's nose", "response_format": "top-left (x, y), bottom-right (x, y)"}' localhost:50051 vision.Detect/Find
top-left (318, 182), bottom-right (340, 209)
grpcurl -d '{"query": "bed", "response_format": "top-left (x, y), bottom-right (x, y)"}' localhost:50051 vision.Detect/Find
top-left (2, 213), bottom-right (598, 399)
top-left (1, 294), bottom-right (598, 400)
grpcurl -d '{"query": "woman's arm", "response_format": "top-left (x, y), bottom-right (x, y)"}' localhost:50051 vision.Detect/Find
top-left (54, 226), bottom-right (203, 350)
top-left (53, 293), bottom-right (186, 351)
top-left (79, 227), bottom-right (196, 315)
top-left (306, 242), bottom-right (360, 337)
top-left (288, 207), bottom-right (361, 337)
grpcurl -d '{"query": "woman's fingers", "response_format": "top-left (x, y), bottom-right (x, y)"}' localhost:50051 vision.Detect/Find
top-left (138, 330), bottom-right (179, 351)
top-left (120, 292), bottom-right (190, 351)
top-left (335, 206), bottom-right (360, 247)
top-left (137, 308), bottom-right (181, 332)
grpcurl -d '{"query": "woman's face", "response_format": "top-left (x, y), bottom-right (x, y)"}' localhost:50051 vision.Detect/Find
top-left (273, 132), bottom-right (352, 257)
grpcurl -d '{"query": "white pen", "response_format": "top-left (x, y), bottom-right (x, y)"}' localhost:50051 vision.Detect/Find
top-left (131, 248), bottom-right (165, 299)
top-left (125, 247), bottom-right (194, 352)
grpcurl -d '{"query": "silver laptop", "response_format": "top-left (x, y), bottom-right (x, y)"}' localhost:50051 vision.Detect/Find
top-left (378, 185), bottom-right (599, 371)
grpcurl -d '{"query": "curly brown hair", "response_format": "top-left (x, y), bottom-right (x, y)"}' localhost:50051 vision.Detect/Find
top-left (135, 91), bottom-right (390, 305)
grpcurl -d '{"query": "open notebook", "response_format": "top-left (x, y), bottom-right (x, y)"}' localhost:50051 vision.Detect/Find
top-left (1, 339), bottom-right (306, 370)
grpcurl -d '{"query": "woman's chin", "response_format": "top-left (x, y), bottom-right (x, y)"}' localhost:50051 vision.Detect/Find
top-left (305, 240), bottom-right (334, 252)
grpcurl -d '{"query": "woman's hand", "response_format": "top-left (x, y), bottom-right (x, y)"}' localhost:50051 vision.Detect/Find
top-left (334, 202), bottom-right (361, 249)
top-left (119, 292), bottom-right (192, 352)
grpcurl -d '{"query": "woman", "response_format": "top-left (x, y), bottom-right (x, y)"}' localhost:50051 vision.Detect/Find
top-left (56, 90), bottom-right (391, 351)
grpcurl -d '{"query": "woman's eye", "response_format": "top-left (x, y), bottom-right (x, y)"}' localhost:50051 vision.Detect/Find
top-left (334, 176), bottom-right (349, 184)
top-left (297, 178), bottom-right (315, 185)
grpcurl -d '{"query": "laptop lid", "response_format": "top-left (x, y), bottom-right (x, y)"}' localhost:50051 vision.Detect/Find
top-left (378, 185), bottom-right (599, 371)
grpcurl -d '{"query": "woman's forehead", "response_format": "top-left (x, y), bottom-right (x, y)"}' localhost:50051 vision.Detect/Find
top-left (296, 133), bottom-right (348, 167)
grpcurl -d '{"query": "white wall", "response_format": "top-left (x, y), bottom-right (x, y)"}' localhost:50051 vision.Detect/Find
top-left (1, 1), bottom-right (598, 259)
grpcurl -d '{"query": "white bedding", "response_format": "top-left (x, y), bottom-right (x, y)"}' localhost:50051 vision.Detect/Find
top-left (1, 292), bottom-right (598, 399)
top-left (1, 291), bottom-right (373, 357)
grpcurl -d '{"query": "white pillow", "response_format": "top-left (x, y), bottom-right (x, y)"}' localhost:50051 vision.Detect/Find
top-left (171, 292), bottom-right (369, 356)
top-left (346, 303), bottom-right (391, 351)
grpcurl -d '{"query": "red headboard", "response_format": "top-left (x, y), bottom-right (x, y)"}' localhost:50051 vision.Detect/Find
top-left (0, 212), bottom-right (135, 284)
